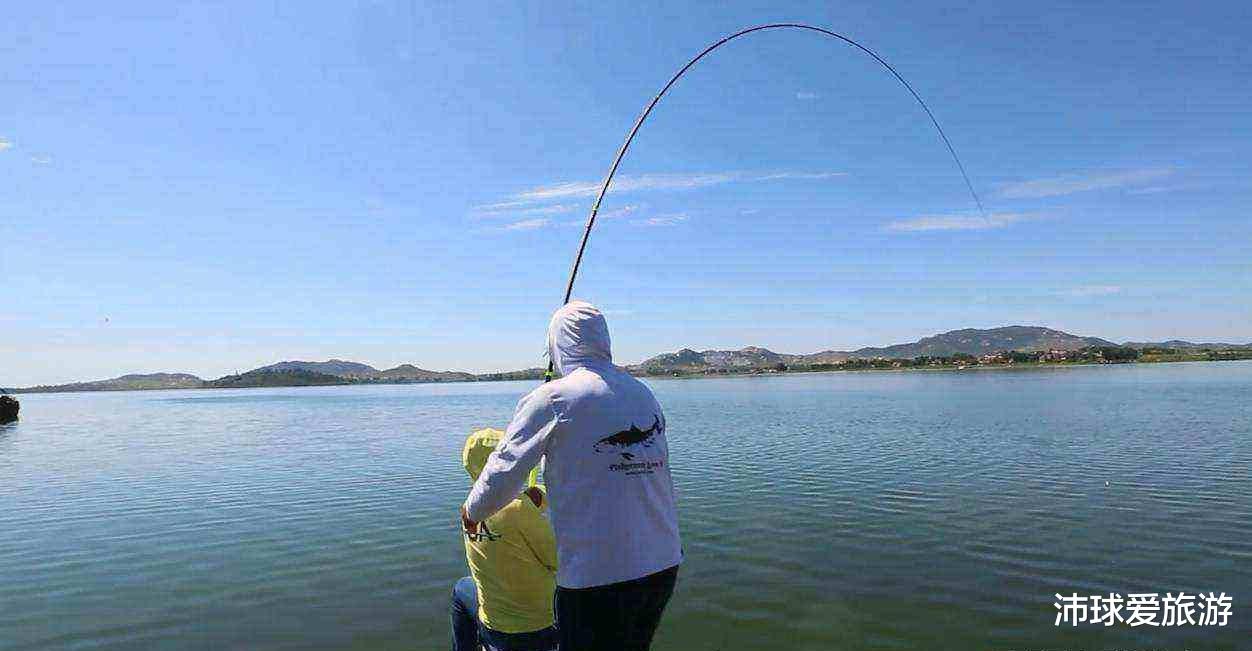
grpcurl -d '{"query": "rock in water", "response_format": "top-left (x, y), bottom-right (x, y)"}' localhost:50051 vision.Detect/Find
top-left (0, 395), bottom-right (19, 423)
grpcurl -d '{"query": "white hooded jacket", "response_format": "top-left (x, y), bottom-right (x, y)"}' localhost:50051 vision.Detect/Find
top-left (464, 301), bottom-right (682, 589)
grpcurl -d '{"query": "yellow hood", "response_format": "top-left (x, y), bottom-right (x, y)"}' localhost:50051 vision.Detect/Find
top-left (463, 428), bottom-right (538, 486)
top-left (463, 428), bottom-right (502, 481)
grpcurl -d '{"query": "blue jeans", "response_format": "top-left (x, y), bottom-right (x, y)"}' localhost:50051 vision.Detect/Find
top-left (555, 565), bottom-right (678, 651)
top-left (450, 577), bottom-right (557, 651)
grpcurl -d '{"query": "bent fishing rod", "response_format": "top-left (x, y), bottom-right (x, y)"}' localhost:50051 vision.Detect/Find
top-left (544, 23), bottom-right (984, 382)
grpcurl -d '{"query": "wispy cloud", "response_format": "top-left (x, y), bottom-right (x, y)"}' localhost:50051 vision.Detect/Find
top-left (0, 138), bottom-right (12, 151)
top-left (502, 218), bottom-right (551, 231)
top-left (1125, 183), bottom-right (1201, 196)
top-left (885, 212), bottom-right (1036, 232)
top-left (598, 204), bottom-right (641, 219)
top-left (999, 168), bottom-right (1173, 199)
top-left (795, 91), bottom-right (820, 100)
top-left (756, 171), bottom-right (844, 181)
top-left (633, 213), bottom-right (689, 227)
top-left (517, 174), bottom-right (730, 202)
top-left (550, 204), bottom-right (638, 228)
top-left (506, 170), bottom-right (845, 204)
top-left (30, 155), bottom-right (52, 165)
top-left (474, 203), bottom-right (576, 217)
top-left (482, 171), bottom-right (841, 231)
top-left (1066, 285), bottom-right (1123, 297)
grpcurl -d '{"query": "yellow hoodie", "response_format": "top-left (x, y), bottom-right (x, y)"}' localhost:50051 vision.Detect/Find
top-left (461, 428), bottom-right (557, 633)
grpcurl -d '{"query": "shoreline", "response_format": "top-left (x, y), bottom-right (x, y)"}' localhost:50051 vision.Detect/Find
top-left (645, 356), bottom-right (1251, 380)
top-left (10, 356), bottom-right (1251, 396)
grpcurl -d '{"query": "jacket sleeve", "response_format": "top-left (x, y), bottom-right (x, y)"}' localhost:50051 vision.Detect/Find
top-left (463, 388), bottom-right (558, 523)
top-left (520, 492), bottom-right (558, 573)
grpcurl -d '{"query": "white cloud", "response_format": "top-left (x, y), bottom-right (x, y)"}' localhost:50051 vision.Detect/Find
top-left (796, 91), bottom-right (820, 100)
top-left (755, 171), bottom-right (844, 181)
top-left (474, 203), bottom-right (576, 217)
top-left (633, 213), bottom-right (688, 227)
top-left (518, 173), bottom-right (735, 201)
top-left (506, 170), bottom-right (844, 203)
top-left (999, 168), bottom-right (1173, 199)
top-left (30, 155), bottom-right (52, 165)
top-left (478, 171), bottom-right (842, 229)
top-left (597, 204), bottom-right (641, 219)
top-left (1125, 186), bottom-right (1171, 196)
top-left (1125, 183), bottom-right (1202, 196)
top-left (1066, 285), bottom-right (1123, 297)
top-left (473, 198), bottom-right (534, 211)
top-left (0, 138), bottom-right (12, 151)
top-left (502, 218), bottom-right (551, 231)
top-left (885, 212), bottom-right (1036, 232)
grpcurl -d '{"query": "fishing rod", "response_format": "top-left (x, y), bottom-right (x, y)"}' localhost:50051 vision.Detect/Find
top-left (544, 23), bottom-right (984, 382)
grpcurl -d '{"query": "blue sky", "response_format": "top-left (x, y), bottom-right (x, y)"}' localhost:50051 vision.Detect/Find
top-left (3, 1), bottom-right (1250, 385)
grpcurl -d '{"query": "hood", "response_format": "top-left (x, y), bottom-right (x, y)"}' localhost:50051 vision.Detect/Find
top-left (463, 427), bottom-right (540, 486)
top-left (463, 427), bottom-right (503, 481)
top-left (547, 300), bottom-right (612, 376)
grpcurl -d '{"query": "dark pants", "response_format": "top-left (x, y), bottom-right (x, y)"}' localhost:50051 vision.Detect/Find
top-left (450, 577), bottom-right (558, 651)
top-left (555, 565), bottom-right (679, 651)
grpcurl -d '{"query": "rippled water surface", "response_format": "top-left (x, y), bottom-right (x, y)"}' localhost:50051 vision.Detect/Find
top-left (2, 362), bottom-right (1249, 650)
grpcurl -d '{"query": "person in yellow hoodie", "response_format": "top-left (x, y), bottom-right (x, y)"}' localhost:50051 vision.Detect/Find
top-left (451, 428), bottom-right (558, 651)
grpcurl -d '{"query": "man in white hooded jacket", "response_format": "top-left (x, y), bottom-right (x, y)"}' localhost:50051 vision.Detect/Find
top-left (461, 300), bottom-right (682, 651)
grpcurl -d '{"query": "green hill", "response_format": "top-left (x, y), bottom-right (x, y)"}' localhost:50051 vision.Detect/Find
top-left (14, 373), bottom-right (205, 393)
top-left (634, 326), bottom-right (1122, 374)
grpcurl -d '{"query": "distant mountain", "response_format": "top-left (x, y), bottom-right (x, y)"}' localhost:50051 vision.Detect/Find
top-left (13, 373), bottom-right (205, 393)
top-left (206, 369), bottom-right (346, 388)
top-left (253, 359), bottom-right (380, 378)
top-left (842, 326), bottom-right (1115, 359)
top-left (789, 350), bottom-right (853, 364)
top-left (475, 367), bottom-right (548, 382)
top-left (10, 327), bottom-right (1249, 394)
top-left (376, 364), bottom-right (476, 382)
top-left (635, 346), bottom-right (789, 374)
top-left (1123, 340), bottom-right (1252, 350)
top-left (245, 360), bottom-right (475, 382)
top-left (634, 326), bottom-right (1120, 374)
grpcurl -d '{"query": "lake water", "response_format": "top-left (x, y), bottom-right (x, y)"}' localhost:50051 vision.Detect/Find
top-left (2, 362), bottom-right (1249, 650)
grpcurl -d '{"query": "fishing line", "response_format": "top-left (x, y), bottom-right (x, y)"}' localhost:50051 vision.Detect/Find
top-left (545, 23), bottom-right (984, 381)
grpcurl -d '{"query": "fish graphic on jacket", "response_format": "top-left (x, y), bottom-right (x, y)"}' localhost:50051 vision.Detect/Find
top-left (594, 415), bottom-right (661, 458)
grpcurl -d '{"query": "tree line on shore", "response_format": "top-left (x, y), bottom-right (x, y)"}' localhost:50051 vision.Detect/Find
top-left (10, 324), bottom-right (1252, 393)
top-left (637, 345), bottom-right (1252, 376)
